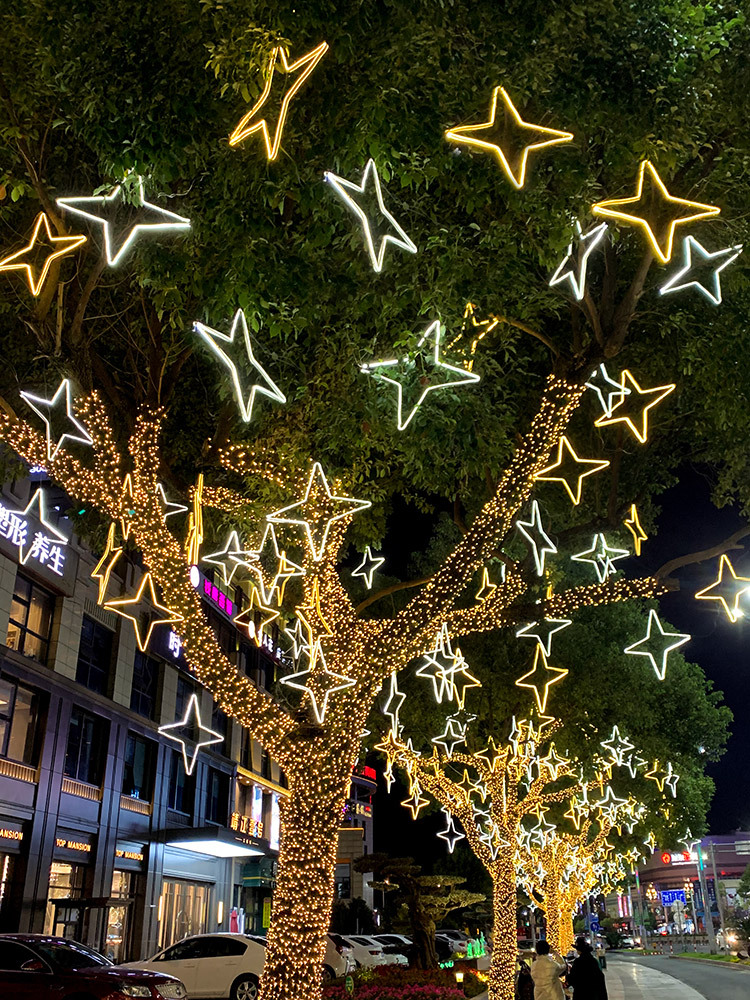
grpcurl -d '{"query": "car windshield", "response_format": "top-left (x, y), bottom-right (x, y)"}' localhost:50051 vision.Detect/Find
top-left (35, 940), bottom-right (112, 970)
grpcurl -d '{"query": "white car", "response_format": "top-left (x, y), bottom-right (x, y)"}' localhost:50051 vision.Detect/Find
top-left (339, 934), bottom-right (388, 967)
top-left (250, 933), bottom-right (354, 982)
top-left (373, 933), bottom-right (411, 966)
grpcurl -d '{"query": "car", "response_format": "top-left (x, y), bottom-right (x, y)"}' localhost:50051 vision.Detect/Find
top-left (338, 934), bottom-right (387, 967)
top-left (436, 929), bottom-right (471, 952)
top-left (247, 933), bottom-right (354, 982)
top-left (372, 934), bottom-right (411, 966)
top-left (620, 935), bottom-right (637, 949)
top-left (0, 934), bottom-right (186, 999)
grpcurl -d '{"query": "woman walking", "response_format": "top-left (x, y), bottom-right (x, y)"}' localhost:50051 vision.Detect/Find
top-left (567, 938), bottom-right (608, 999)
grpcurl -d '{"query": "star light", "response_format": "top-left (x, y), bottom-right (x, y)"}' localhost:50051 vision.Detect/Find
top-left (194, 309), bottom-right (286, 423)
top-left (585, 364), bottom-right (630, 418)
top-left (601, 726), bottom-right (635, 766)
top-left (295, 578), bottom-right (333, 648)
top-left (229, 41), bottom-right (329, 158)
top-left (284, 616), bottom-right (311, 660)
top-left (624, 609), bottom-right (690, 681)
top-left (659, 235), bottom-right (742, 305)
top-left (383, 672), bottom-right (406, 735)
top-left (445, 86), bottom-right (573, 189)
top-left (695, 554), bottom-right (750, 623)
top-left (361, 320), bottom-right (480, 430)
top-left (549, 221), bottom-right (608, 300)
top-left (591, 160), bottom-right (720, 264)
top-left (57, 178), bottom-right (190, 266)
top-left (401, 781), bottom-right (430, 819)
top-left (16, 488), bottom-right (69, 567)
top-left (20, 379), bottom-right (93, 461)
top-left (515, 646), bottom-right (568, 713)
top-left (352, 546), bottom-right (385, 589)
top-left (158, 693), bottom-right (224, 775)
top-left (233, 586), bottom-right (280, 647)
top-left (644, 760), bottom-right (670, 792)
top-left (594, 370), bottom-right (675, 444)
top-left (105, 572), bottom-right (183, 653)
top-left (437, 810), bottom-right (465, 852)
top-left (91, 522), bottom-right (123, 604)
top-left (663, 762), bottom-right (680, 798)
top-left (595, 786), bottom-right (627, 825)
top-left (623, 754), bottom-right (648, 778)
top-left (515, 617), bottom-right (572, 657)
top-left (155, 483), bottom-right (188, 521)
top-left (624, 504), bottom-right (648, 556)
top-left (516, 500), bottom-right (557, 576)
top-left (416, 624), bottom-right (463, 703)
top-left (0, 212), bottom-right (86, 296)
top-left (203, 530), bottom-right (258, 588)
top-left (267, 462), bottom-right (371, 561)
top-left (571, 533), bottom-right (628, 582)
top-left (280, 641), bottom-right (356, 724)
top-left (325, 158), bottom-right (417, 272)
top-left (535, 436), bottom-right (610, 505)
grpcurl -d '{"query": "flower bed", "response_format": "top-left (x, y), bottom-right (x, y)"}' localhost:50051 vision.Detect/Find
top-left (323, 965), bottom-right (485, 999)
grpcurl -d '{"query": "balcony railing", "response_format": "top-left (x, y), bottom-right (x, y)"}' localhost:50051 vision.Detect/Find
top-left (120, 794), bottom-right (151, 816)
top-left (0, 758), bottom-right (37, 783)
top-left (61, 777), bottom-right (101, 800)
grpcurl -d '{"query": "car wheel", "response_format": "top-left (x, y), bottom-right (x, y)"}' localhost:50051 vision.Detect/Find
top-left (230, 973), bottom-right (260, 1000)
top-left (322, 964), bottom-right (336, 982)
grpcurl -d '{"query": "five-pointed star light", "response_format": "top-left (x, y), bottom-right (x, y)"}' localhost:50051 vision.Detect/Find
top-left (432, 717), bottom-right (467, 757)
top-left (194, 309), bottom-right (286, 423)
top-left (105, 572), bottom-right (183, 653)
top-left (695, 553), bottom-right (750, 623)
top-left (515, 646), bottom-right (568, 713)
top-left (229, 41), bottom-right (329, 158)
top-left (324, 158), bottom-right (417, 272)
top-left (383, 672), bottom-right (406, 735)
top-left (515, 617), bottom-right (572, 657)
top-left (549, 221), bottom-right (608, 300)
top-left (624, 608), bottom-right (690, 680)
top-left (352, 545), bottom-right (385, 589)
top-left (155, 482), bottom-right (188, 521)
top-left (571, 532), bottom-right (629, 583)
top-left (362, 320), bottom-right (480, 431)
top-left (20, 379), bottom-right (93, 461)
top-left (16, 488), bottom-right (69, 567)
top-left (535, 436), bottom-right (610, 505)
top-left (624, 503), bottom-right (648, 556)
top-left (267, 462), bottom-right (371, 561)
top-left (0, 212), bottom-right (86, 296)
top-left (57, 178), bottom-right (190, 266)
top-left (437, 810), bottom-right (465, 853)
top-left (515, 500), bottom-right (557, 576)
top-left (280, 641), bottom-right (356, 723)
top-left (601, 726), bottom-right (635, 766)
top-left (158, 693), bottom-right (224, 775)
top-left (445, 86), bottom-right (573, 190)
top-left (594, 369), bottom-right (676, 444)
top-left (585, 363), bottom-right (630, 418)
top-left (591, 160), bottom-right (721, 264)
top-left (659, 235), bottom-right (742, 306)
top-left (233, 586), bottom-right (280, 646)
top-left (91, 522), bottom-right (123, 604)
top-left (203, 530), bottom-right (258, 588)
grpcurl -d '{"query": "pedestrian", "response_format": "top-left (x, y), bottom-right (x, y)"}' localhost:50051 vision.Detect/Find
top-left (530, 940), bottom-right (567, 1000)
top-left (516, 957), bottom-right (535, 1000)
top-left (567, 937), bottom-right (608, 1000)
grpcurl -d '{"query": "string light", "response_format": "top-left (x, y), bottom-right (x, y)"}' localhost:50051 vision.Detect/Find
top-left (659, 235), bottom-right (742, 305)
top-left (158, 692), bottom-right (224, 775)
top-left (694, 553), bottom-right (750, 622)
top-left (534, 435), bottom-right (609, 505)
top-left (0, 212), bottom-right (86, 296)
top-left (624, 608), bottom-right (690, 680)
top-left (549, 221), bottom-right (607, 301)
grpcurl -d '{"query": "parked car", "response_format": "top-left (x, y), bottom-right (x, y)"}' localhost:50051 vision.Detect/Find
top-left (436, 929), bottom-right (471, 953)
top-left (0, 934), bottom-right (186, 999)
top-left (247, 933), bottom-right (354, 982)
top-left (373, 934), bottom-right (412, 966)
top-left (338, 934), bottom-right (387, 967)
top-left (620, 935), bottom-right (637, 949)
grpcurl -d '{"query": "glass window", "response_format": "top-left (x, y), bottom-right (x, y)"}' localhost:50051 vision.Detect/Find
top-left (206, 768), bottom-right (229, 824)
top-left (211, 702), bottom-right (228, 741)
top-left (35, 939), bottom-right (110, 970)
top-left (168, 749), bottom-right (194, 814)
top-left (175, 674), bottom-right (195, 719)
top-left (64, 708), bottom-right (107, 785)
top-left (158, 881), bottom-right (210, 949)
top-left (240, 728), bottom-right (253, 770)
top-left (335, 863), bottom-right (351, 900)
top-left (260, 749), bottom-right (271, 779)
top-left (76, 616), bottom-right (113, 695)
top-left (6, 574), bottom-right (54, 663)
top-left (0, 677), bottom-right (40, 765)
top-left (122, 733), bottom-right (154, 800)
top-left (105, 871), bottom-right (133, 964)
top-left (0, 940), bottom-right (42, 971)
top-left (130, 653), bottom-right (159, 719)
top-left (44, 862), bottom-right (85, 936)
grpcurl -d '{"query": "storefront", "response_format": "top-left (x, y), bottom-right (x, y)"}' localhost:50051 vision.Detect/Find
top-left (0, 820), bottom-right (25, 932)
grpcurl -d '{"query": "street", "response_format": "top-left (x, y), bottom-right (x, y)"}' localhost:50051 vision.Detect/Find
top-left (608, 953), bottom-right (750, 1000)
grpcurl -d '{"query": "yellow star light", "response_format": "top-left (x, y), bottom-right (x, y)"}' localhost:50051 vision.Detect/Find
top-left (233, 586), bottom-right (280, 647)
top-left (91, 522), bottom-right (123, 605)
top-left (645, 760), bottom-right (669, 792)
top-left (695, 553), bottom-right (750, 623)
top-left (535, 436), bottom-right (610, 505)
top-left (445, 86), bottom-right (573, 190)
top-left (0, 212), bottom-right (86, 296)
top-left (591, 161), bottom-right (720, 264)
top-left (229, 41), bottom-right (329, 159)
top-left (515, 646), bottom-right (568, 714)
top-left (594, 370), bottom-right (675, 444)
top-left (475, 567), bottom-right (497, 602)
top-left (476, 737), bottom-right (502, 772)
top-left (120, 473), bottom-right (135, 542)
top-left (296, 577), bottom-right (333, 646)
top-left (402, 782), bottom-right (430, 819)
top-left (105, 572), bottom-right (183, 653)
top-left (624, 503), bottom-right (648, 555)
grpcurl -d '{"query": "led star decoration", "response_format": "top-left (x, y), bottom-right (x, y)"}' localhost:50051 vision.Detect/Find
top-left (417, 624), bottom-right (462, 703)
top-left (158, 693), bottom-right (224, 775)
top-left (516, 617), bottom-right (572, 657)
top-left (475, 566), bottom-right (499, 602)
top-left (535, 436), bottom-right (610, 505)
top-left (0, 212), bottom-right (86, 296)
top-left (571, 533), bottom-right (628, 582)
top-left (437, 809), bottom-right (465, 853)
top-left (591, 160), bottom-right (721, 264)
top-left (284, 617), bottom-right (310, 660)
top-left (695, 554), bottom-right (750, 622)
top-left (445, 86), bottom-right (573, 190)
top-left (352, 546), bottom-right (385, 589)
top-left (624, 608), bottom-right (690, 681)
top-left (660, 236), bottom-right (742, 306)
top-left (20, 378), bottom-right (93, 464)
top-left (228, 41), bottom-right (329, 158)
top-left (267, 462), bottom-right (371, 561)
top-left (586, 364), bottom-right (629, 418)
top-left (234, 586), bottom-right (280, 647)
top-left (105, 572), bottom-right (183, 653)
top-left (203, 530), bottom-right (258, 588)
top-left (325, 158), bottom-right (417, 272)
top-left (155, 483), bottom-right (188, 521)
top-left (515, 646), bottom-right (568, 713)
top-left (15, 488), bottom-right (70, 568)
top-left (57, 178), bottom-right (190, 266)
top-left (516, 500), bottom-right (557, 576)
top-left (362, 321), bottom-right (480, 431)
top-left (549, 221), bottom-right (608, 300)
top-left (624, 504), bottom-right (648, 556)
top-left (594, 370), bottom-right (675, 444)
top-left (194, 309), bottom-right (286, 422)
top-left (91, 523), bottom-right (123, 604)
top-left (433, 718), bottom-right (468, 756)
top-left (280, 640), bottom-right (356, 724)
top-left (601, 726), bottom-right (635, 766)
top-left (383, 672), bottom-right (406, 735)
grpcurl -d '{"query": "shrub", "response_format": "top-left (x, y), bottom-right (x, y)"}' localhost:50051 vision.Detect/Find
top-left (323, 965), bottom-right (484, 999)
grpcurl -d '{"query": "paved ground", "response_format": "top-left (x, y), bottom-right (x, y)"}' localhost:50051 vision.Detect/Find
top-left (609, 953), bottom-right (750, 1000)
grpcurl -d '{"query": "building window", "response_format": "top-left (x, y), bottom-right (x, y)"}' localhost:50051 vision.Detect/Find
top-left (260, 749), bottom-right (271, 780)
top-left (0, 677), bottom-right (40, 765)
top-left (168, 749), bottom-right (194, 814)
top-left (335, 863), bottom-right (351, 899)
top-left (6, 574), bottom-right (54, 663)
top-left (122, 733), bottom-right (154, 800)
top-left (175, 674), bottom-right (196, 719)
top-left (206, 768), bottom-right (229, 824)
top-left (240, 729), bottom-right (253, 771)
top-left (130, 653), bottom-right (159, 719)
top-left (64, 708), bottom-right (107, 785)
top-left (76, 616), bottom-right (114, 695)
top-left (211, 702), bottom-right (228, 741)
top-left (158, 879), bottom-right (210, 950)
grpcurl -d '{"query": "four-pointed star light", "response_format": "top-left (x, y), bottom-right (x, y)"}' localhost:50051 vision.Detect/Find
top-left (352, 546), bottom-right (385, 589)
top-left (624, 608), bottom-right (690, 680)
top-left (0, 212), bottom-right (86, 296)
top-left (695, 554), bottom-right (750, 622)
top-left (159, 693), bottom-right (225, 775)
top-left (515, 500), bottom-right (557, 576)
top-left (549, 221), bottom-right (608, 300)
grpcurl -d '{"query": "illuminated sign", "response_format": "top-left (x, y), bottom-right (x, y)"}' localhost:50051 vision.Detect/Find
top-left (0, 489), bottom-right (68, 577)
top-left (203, 576), bottom-right (235, 617)
top-left (116, 848), bottom-right (144, 862)
top-left (168, 631), bottom-right (183, 659)
top-left (0, 828), bottom-right (23, 842)
top-left (662, 850), bottom-right (697, 865)
top-left (661, 889), bottom-right (686, 906)
top-left (230, 812), bottom-right (264, 839)
top-left (56, 838), bottom-right (91, 853)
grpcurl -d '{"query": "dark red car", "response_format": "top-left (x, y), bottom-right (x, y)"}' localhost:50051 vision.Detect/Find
top-left (0, 934), bottom-right (187, 999)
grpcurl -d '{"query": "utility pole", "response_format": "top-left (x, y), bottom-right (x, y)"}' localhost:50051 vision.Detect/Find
top-left (708, 842), bottom-right (727, 946)
top-left (696, 842), bottom-right (717, 954)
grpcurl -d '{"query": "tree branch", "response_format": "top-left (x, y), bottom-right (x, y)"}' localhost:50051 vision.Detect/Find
top-left (655, 526), bottom-right (750, 581)
top-left (497, 315), bottom-right (560, 358)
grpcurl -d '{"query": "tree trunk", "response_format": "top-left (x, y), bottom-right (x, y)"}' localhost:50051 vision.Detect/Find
top-left (544, 884), bottom-right (562, 954)
top-left (407, 895), bottom-right (438, 969)
top-left (258, 767), bottom-right (350, 1000)
top-left (488, 860), bottom-right (518, 1000)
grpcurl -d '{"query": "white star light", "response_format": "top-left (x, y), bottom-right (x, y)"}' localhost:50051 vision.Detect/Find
top-left (624, 609), bottom-right (690, 680)
top-left (571, 533), bottom-right (628, 582)
top-left (284, 617), bottom-right (311, 660)
top-left (600, 726), bottom-right (635, 766)
top-left (515, 617), bottom-right (572, 657)
top-left (660, 236), bottom-right (742, 306)
top-left (352, 546), bottom-right (385, 589)
top-left (20, 379), bottom-right (93, 461)
top-left (194, 308), bottom-right (286, 423)
top-left (57, 178), bottom-right (190, 266)
top-left (18, 489), bottom-right (69, 566)
top-left (155, 483), bottom-right (188, 521)
top-left (203, 530), bottom-right (258, 588)
top-left (437, 810), bottom-right (465, 853)
top-left (432, 717), bottom-right (467, 756)
top-left (324, 158), bottom-right (417, 271)
top-left (416, 623), bottom-right (463, 703)
top-left (515, 500), bottom-right (557, 576)
top-left (159, 693), bottom-right (224, 775)
top-left (383, 672), bottom-right (406, 735)
top-left (585, 364), bottom-right (630, 418)
top-left (280, 641), bottom-right (356, 723)
top-left (549, 221), bottom-right (608, 300)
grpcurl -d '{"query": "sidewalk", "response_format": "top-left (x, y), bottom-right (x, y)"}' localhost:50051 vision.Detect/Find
top-left (606, 959), bottom-right (704, 999)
